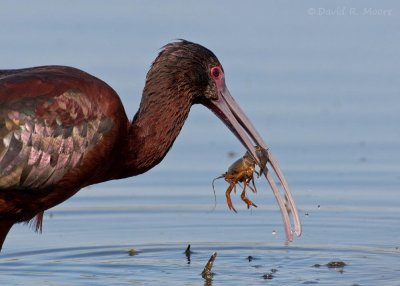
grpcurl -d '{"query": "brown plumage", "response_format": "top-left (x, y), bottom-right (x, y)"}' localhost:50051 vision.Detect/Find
top-left (0, 40), bottom-right (301, 251)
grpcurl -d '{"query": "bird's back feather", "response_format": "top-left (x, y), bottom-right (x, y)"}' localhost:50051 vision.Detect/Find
top-left (0, 67), bottom-right (116, 191)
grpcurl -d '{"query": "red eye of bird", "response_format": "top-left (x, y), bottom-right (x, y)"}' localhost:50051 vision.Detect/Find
top-left (211, 67), bottom-right (220, 79)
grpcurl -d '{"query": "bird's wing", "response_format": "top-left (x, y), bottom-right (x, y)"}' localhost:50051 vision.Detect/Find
top-left (0, 88), bottom-right (112, 190)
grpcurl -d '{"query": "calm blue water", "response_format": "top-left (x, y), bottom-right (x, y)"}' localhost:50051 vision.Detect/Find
top-left (1, 1), bottom-right (400, 285)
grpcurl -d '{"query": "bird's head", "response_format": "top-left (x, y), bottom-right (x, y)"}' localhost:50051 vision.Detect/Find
top-left (149, 40), bottom-right (266, 164)
top-left (146, 40), bottom-right (301, 240)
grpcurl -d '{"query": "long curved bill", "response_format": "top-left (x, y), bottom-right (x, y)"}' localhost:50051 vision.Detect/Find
top-left (204, 79), bottom-right (302, 242)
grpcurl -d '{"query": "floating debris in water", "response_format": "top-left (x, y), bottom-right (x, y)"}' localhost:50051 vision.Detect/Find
top-left (326, 261), bottom-right (347, 268)
top-left (262, 272), bottom-right (274, 280)
top-left (313, 261), bottom-right (347, 269)
top-left (202, 252), bottom-right (217, 280)
top-left (184, 244), bottom-right (192, 255)
top-left (184, 244), bottom-right (192, 264)
top-left (128, 248), bottom-right (138, 256)
top-left (272, 230), bottom-right (277, 235)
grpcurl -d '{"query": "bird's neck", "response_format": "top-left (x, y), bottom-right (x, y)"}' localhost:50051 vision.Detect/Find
top-left (118, 88), bottom-right (193, 178)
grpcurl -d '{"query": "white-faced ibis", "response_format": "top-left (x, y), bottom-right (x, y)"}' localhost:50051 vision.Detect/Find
top-left (0, 40), bottom-right (301, 251)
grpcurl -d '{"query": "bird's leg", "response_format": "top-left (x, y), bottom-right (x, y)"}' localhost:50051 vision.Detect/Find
top-left (225, 183), bottom-right (237, 213)
top-left (240, 178), bottom-right (257, 209)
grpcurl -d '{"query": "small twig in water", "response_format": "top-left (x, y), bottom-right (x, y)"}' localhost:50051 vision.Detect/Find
top-left (184, 244), bottom-right (192, 264)
top-left (202, 252), bottom-right (217, 279)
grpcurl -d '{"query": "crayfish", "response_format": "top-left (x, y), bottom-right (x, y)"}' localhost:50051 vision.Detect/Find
top-left (212, 146), bottom-right (268, 212)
